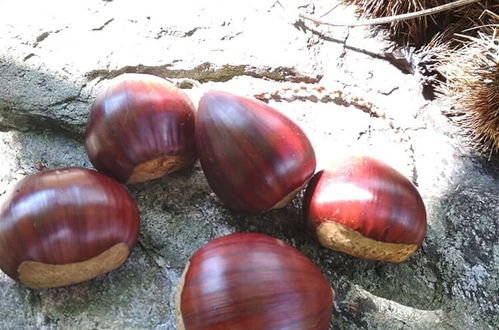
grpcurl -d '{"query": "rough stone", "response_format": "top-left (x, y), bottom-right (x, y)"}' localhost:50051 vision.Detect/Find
top-left (0, 1), bottom-right (498, 329)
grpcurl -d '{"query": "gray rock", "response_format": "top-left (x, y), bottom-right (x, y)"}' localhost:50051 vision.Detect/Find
top-left (0, 1), bottom-right (498, 329)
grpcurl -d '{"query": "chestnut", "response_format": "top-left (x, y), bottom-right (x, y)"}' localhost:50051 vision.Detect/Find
top-left (304, 156), bottom-right (427, 263)
top-left (176, 233), bottom-right (333, 329)
top-left (85, 73), bottom-right (196, 183)
top-left (196, 90), bottom-right (316, 213)
top-left (0, 167), bottom-right (140, 289)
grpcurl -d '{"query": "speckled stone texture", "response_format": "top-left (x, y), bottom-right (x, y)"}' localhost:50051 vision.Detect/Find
top-left (0, 0), bottom-right (498, 329)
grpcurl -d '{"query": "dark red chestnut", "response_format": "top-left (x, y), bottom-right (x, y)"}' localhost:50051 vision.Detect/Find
top-left (0, 167), bottom-right (140, 289)
top-left (177, 233), bottom-right (333, 329)
top-left (304, 156), bottom-right (427, 263)
top-left (196, 90), bottom-right (316, 213)
top-left (85, 73), bottom-right (196, 183)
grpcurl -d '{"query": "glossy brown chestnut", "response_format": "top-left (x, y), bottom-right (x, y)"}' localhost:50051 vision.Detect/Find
top-left (177, 233), bottom-right (333, 330)
top-left (85, 73), bottom-right (196, 183)
top-left (0, 167), bottom-right (140, 289)
top-left (304, 156), bottom-right (427, 263)
top-left (196, 90), bottom-right (316, 213)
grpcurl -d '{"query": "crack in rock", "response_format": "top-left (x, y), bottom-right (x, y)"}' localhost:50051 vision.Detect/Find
top-left (23, 54), bottom-right (35, 62)
top-left (33, 29), bottom-right (62, 47)
top-left (91, 18), bottom-right (114, 31)
top-left (0, 108), bottom-right (85, 140)
top-left (407, 140), bottom-right (419, 186)
top-left (378, 86), bottom-right (399, 96)
top-left (47, 95), bottom-right (80, 108)
top-left (254, 86), bottom-right (390, 122)
top-left (137, 240), bottom-right (172, 273)
top-left (398, 135), bottom-right (419, 186)
top-left (86, 62), bottom-right (322, 84)
top-left (297, 21), bottom-right (423, 75)
top-left (35, 32), bottom-right (50, 43)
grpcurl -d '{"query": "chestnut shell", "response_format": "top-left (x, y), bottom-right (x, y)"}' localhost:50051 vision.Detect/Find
top-left (304, 156), bottom-right (427, 262)
top-left (0, 167), bottom-right (140, 288)
top-left (85, 73), bottom-right (196, 183)
top-left (196, 90), bottom-right (316, 213)
top-left (177, 233), bottom-right (333, 329)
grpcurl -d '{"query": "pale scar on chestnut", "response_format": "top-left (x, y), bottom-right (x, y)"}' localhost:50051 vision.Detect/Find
top-left (175, 261), bottom-right (190, 330)
top-left (128, 154), bottom-right (195, 183)
top-left (317, 221), bottom-right (418, 263)
top-left (18, 242), bottom-right (129, 289)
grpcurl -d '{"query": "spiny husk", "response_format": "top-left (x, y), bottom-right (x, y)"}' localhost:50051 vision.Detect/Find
top-left (343, 0), bottom-right (498, 45)
top-left (437, 31), bottom-right (499, 155)
top-left (341, 1), bottom-right (499, 153)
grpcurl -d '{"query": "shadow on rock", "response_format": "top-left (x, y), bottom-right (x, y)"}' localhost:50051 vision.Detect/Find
top-left (0, 59), bottom-right (96, 139)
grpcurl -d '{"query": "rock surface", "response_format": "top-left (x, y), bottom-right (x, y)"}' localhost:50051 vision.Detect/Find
top-left (1, 0), bottom-right (498, 329)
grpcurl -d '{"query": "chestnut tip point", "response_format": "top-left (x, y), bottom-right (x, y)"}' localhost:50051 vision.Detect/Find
top-left (196, 90), bottom-right (316, 213)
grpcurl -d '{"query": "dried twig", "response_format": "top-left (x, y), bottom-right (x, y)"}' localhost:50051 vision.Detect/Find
top-left (299, 0), bottom-right (480, 27)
